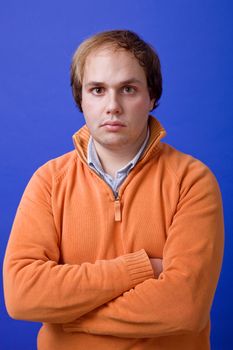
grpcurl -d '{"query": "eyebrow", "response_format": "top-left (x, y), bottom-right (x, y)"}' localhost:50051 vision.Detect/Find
top-left (84, 78), bottom-right (143, 88)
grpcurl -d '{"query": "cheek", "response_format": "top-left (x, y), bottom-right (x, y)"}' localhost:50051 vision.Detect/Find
top-left (128, 97), bottom-right (151, 114)
top-left (82, 103), bottom-right (101, 131)
top-left (82, 96), bottom-right (104, 115)
top-left (81, 97), bottom-right (92, 113)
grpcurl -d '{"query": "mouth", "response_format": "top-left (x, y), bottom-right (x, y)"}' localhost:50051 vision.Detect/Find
top-left (101, 120), bottom-right (126, 131)
top-left (101, 121), bottom-right (126, 127)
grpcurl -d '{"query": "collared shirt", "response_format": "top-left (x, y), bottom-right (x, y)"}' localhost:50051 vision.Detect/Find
top-left (87, 129), bottom-right (150, 197)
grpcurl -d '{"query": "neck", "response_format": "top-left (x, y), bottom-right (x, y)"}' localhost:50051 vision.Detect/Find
top-left (93, 130), bottom-right (148, 178)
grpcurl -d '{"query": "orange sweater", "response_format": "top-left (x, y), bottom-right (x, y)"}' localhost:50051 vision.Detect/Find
top-left (3, 117), bottom-right (224, 350)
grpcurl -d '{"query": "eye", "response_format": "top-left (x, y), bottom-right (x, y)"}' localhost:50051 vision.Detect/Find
top-left (122, 86), bottom-right (136, 94)
top-left (91, 87), bottom-right (105, 95)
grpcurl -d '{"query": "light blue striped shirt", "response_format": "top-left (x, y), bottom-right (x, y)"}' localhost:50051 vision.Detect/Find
top-left (87, 129), bottom-right (150, 197)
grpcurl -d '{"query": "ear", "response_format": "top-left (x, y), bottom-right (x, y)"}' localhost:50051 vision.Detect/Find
top-left (149, 98), bottom-right (155, 111)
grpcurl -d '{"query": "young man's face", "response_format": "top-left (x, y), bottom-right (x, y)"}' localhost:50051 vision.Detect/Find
top-left (81, 47), bottom-right (154, 151)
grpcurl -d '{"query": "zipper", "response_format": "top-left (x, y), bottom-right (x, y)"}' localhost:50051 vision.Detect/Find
top-left (73, 119), bottom-right (166, 224)
top-left (88, 167), bottom-right (122, 222)
top-left (114, 192), bottom-right (121, 222)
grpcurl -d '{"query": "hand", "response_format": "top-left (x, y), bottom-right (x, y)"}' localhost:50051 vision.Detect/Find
top-left (149, 258), bottom-right (163, 278)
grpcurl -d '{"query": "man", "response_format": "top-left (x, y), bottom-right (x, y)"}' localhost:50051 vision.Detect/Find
top-left (3, 30), bottom-right (224, 350)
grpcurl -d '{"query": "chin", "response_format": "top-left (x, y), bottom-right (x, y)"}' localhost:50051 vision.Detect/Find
top-left (101, 139), bottom-right (129, 149)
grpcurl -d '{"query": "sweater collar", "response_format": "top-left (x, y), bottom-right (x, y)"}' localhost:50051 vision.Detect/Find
top-left (72, 115), bottom-right (166, 164)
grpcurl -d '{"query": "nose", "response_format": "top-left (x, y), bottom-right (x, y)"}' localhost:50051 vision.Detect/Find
top-left (106, 91), bottom-right (122, 116)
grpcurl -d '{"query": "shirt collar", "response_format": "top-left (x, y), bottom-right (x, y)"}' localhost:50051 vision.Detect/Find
top-left (87, 128), bottom-right (150, 177)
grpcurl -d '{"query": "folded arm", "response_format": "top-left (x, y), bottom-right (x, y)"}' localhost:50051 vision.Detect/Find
top-left (63, 163), bottom-right (224, 338)
top-left (3, 170), bottom-right (154, 324)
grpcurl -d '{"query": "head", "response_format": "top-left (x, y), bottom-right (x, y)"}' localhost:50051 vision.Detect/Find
top-left (71, 30), bottom-right (162, 112)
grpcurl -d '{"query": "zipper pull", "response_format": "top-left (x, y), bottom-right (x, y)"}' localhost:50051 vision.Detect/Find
top-left (114, 196), bottom-right (121, 222)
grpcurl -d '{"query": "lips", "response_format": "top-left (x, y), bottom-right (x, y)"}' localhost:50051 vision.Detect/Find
top-left (101, 121), bottom-right (126, 127)
top-left (101, 120), bottom-right (126, 132)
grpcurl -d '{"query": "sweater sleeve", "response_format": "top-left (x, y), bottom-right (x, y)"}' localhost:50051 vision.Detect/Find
top-left (63, 162), bottom-right (224, 337)
top-left (3, 170), bottom-right (154, 324)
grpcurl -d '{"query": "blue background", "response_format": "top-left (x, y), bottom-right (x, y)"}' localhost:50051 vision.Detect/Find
top-left (0, 1), bottom-right (232, 349)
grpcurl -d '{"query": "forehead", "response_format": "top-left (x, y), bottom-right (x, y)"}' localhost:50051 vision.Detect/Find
top-left (83, 47), bottom-right (147, 83)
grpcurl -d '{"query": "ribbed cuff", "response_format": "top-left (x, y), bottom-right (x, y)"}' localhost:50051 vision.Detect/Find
top-left (121, 249), bottom-right (154, 287)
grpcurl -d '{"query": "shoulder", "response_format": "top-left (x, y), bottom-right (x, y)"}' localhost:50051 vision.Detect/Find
top-left (158, 142), bottom-right (220, 193)
top-left (24, 151), bottom-right (79, 196)
top-left (18, 150), bottom-right (80, 205)
top-left (34, 150), bottom-right (78, 182)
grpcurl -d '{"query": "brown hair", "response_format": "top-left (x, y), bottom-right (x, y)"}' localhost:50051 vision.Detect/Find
top-left (71, 30), bottom-right (162, 111)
